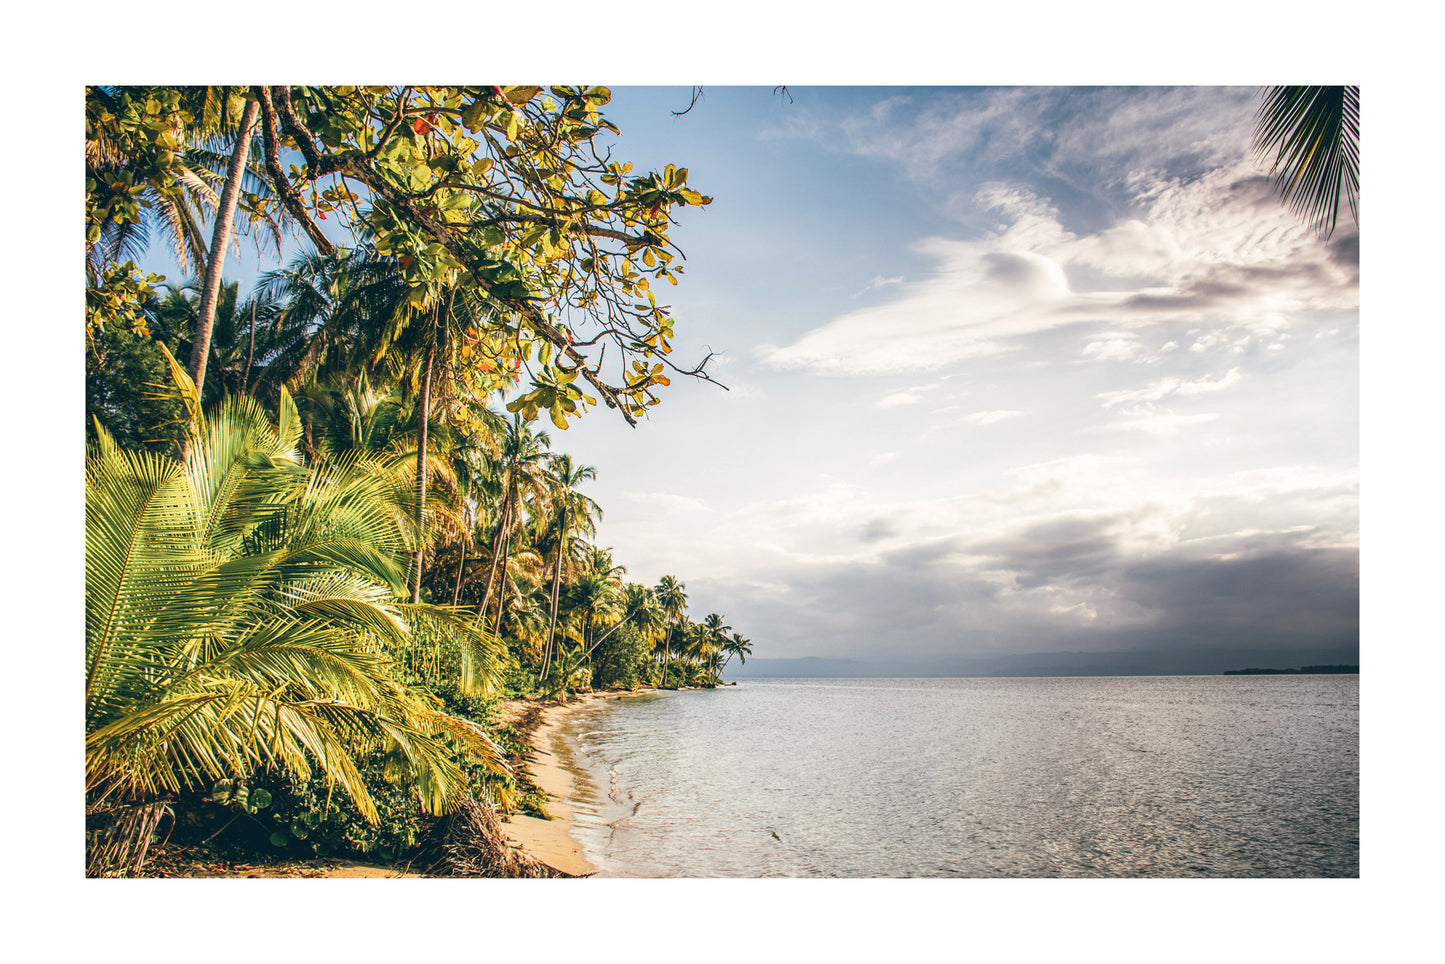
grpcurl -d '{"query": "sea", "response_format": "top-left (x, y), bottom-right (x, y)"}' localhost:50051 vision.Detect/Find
top-left (550, 675), bottom-right (1359, 878)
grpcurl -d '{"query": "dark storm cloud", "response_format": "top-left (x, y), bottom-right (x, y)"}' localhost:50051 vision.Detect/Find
top-left (697, 519), bottom-right (1358, 663)
top-left (969, 515), bottom-right (1122, 588)
top-left (1120, 540), bottom-right (1359, 640)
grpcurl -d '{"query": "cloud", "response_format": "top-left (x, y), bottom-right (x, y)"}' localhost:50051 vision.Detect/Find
top-left (1098, 412), bottom-right (1221, 436)
top-left (700, 520), bottom-right (1357, 661)
top-left (624, 491), bottom-right (710, 514)
top-left (959, 409), bottom-right (1023, 426)
top-left (1097, 367), bottom-right (1242, 407)
top-left (758, 146), bottom-right (1357, 377)
top-left (859, 275), bottom-right (903, 294)
top-left (833, 87), bottom-right (1258, 198)
top-left (876, 389), bottom-right (928, 408)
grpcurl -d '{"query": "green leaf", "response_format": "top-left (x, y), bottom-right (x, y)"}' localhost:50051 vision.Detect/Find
top-left (270, 832), bottom-right (289, 848)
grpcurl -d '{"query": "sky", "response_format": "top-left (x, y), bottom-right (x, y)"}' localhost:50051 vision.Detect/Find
top-left (542, 86), bottom-right (1360, 669)
top-left (130, 86), bottom-right (1362, 671)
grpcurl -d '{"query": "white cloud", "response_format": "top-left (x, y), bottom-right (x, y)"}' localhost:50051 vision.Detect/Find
top-left (759, 158), bottom-right (1356, 377)
top-left (876, 390), bottom-right (923, 408)
top-left (959, 409), bottom-right (1023, 426)
top-left (624, 491), bottom-right (710, 514)
top-left (1100, 412), bottom-right (1221, 436)
top-left (869, 452), bottom-right (897, 467)
top-left (875, 383), bottom-right (938, 408)
top-left (1097, 367), bottom-right (1242, 407)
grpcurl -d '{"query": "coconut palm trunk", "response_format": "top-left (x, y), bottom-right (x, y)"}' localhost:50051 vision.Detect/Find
top-left (410, 338), bottom-right (433, 604)
top-left (188, 97), bottom-right (260, 403)
top-left (491, 526), bottom-right (516, 637)
top-left (477, 487), bottom-right (513, 622)
top-left (451, 542), bottom-right (467, 607)
top-left (409, 291), bottom-right (450, 605)
top-left (540, 505), bottom-right (569, 684)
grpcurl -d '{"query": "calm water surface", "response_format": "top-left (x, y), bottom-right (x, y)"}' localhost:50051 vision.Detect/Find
top-left (555, 676), bottom-right (1358, 877)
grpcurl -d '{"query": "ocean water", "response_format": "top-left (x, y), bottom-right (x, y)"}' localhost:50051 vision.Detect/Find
top-left (554, 676), bottom-right (1358, 878)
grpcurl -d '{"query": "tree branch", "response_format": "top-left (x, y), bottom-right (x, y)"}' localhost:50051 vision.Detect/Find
top-left (254, 86), bottom-right (335, 256)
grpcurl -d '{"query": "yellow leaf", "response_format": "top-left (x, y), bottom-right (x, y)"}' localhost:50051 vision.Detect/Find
top-left (505, 86), bottom-right (542, 104)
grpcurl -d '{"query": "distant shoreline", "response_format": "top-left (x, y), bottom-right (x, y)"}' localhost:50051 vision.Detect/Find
top-left (1221, 665), bottom-right (1359, 676)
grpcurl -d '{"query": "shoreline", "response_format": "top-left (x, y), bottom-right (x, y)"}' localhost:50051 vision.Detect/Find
top-left (498, 688), bottom-right (658, 877)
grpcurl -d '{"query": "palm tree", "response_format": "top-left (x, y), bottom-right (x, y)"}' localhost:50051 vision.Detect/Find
top-left (147, 279), bottom-right (289, 408)
top-left (677, 619), bottom-right (715, 685)
top-left (1253, 85), bottom-right (1359, 239)
top-left (607, 582), bottom-right (666, 654)
top-left (654, 575), bottom-right (687, 684)
top-left (697, 612), bottom-right (731, 684)
top-left (476, 415), bottom-right (553, 630)
top-left (585, 581), bottom-right (663, 662)
top-left (187, 93), bottom-right (262, 402)
top-left (86, 87), bottom-right (220, 288)
top-left (561, 568), bottom-right (626, 665)
top-left (86, 350), bottom-right (506, 873)
top-left (253, 246), bottom-right (410, 392)
top-left (560, 547), bottom-right (627, 659)
top-left (721, 631), bottom-right (753, 674)
top-left (537, 454), bottom-right (601, 684)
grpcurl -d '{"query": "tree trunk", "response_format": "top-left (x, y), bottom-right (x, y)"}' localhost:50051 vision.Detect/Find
top-left (491, 526), bottom-right (515, 637)
top-left (189, 97), bottom-right (260, 403)
top-left (451, 541), bottom-right (467, 607)
top-left (412, 290), bottom-right (453, 605)
top-left (477, 481), bottom-right (514, 621)
top-left (540, 507), bottom-right (567, 684)
top-left (243, 300), bottom-right (256, 394)
top-left (410, 326), bottom-right (435, 605)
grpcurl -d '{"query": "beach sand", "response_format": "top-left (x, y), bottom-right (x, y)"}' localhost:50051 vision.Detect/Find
top-left (499, 690), bottom-right (637, 876)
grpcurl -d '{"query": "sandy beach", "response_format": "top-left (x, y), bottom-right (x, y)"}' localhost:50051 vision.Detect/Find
top-left (498, 690), bottom-right (646, 876)
top-left (498, 695), bottom-right (602, 875)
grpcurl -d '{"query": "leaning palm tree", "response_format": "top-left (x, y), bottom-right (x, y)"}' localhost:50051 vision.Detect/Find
top-left (721, 631), bottom-right (752, 674)
top-left (86, 349), bottom-right (505, 874)
top-left (1253, 85), bottom-right (1359, 239)
top-left (561, 557), bottom-right (627, 658)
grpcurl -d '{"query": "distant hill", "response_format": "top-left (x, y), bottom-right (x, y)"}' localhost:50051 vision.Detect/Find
top-left (1222, 665), bottom-right (1359, 675)
top-left (726, 647), bottom-right (1361, 679)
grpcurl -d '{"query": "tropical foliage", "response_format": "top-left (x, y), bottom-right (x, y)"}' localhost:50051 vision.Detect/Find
top-left (84, 85), bottom-right (752, 876)
top-left (1253, 85), bottom-right (1360, 239)
top-left (86, 352), bottom-right (505, 825)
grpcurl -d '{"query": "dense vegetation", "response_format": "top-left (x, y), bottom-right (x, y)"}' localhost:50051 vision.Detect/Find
top-left (85, 85), bottom-right (750, 876)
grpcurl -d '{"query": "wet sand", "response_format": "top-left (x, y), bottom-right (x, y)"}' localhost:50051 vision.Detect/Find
top-left (498, 695), bottom-right (605, 875)
top-left (500, 690), bottom-right (656, 876)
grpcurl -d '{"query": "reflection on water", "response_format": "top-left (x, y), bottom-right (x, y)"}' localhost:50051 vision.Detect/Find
top-left (554, 676), bottom-right (1359, 878)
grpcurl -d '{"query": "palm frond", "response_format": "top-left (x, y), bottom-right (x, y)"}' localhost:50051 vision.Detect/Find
top-left (1253, 85), bottom-right (1359, 238)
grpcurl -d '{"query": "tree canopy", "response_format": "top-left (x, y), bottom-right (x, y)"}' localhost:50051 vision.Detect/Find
top-left (86, 85), bottom-right (721, 430)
